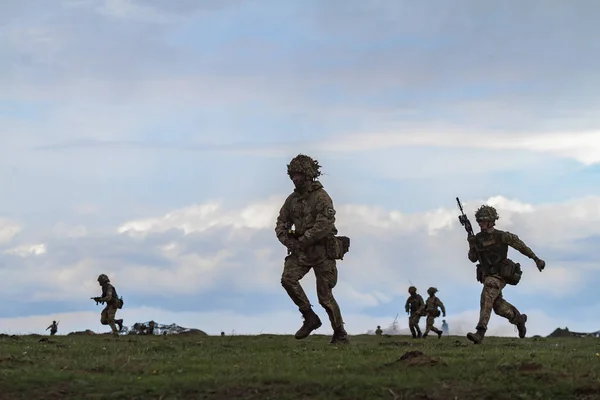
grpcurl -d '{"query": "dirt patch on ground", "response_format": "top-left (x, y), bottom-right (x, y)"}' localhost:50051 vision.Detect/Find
top-left (498, 361), bottom-right (543, 373)
top-left (574, 386), bottom-right (600, 400)
top-left (378, 341), bottom-right (414, 347)
top-left (385, 350), bottom-right (445, 367)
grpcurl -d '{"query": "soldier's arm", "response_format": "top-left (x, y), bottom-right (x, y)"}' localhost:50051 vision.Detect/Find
top-left (404, 298), bottom-right (410, 312)
top-left (100, 286), bottom-right (114, 302)
top-left (436, 298), bottom-right (446, 315)
top-left (275, 197), bottom-right (293, 246)
top-left (501, 231), bottom-right (539, 260)
top-left (467, 236), bottom-right (478, 262)
top-left (416, 296), bottom-right (425, 313)
top-left (299, 191), bottom-right (336, 246)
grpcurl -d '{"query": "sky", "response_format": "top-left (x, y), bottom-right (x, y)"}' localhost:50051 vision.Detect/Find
top-left (2, 0), bottom-right (600, 338)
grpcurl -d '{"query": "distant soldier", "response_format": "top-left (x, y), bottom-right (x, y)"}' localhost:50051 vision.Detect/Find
top-left (375, 325), bottom-right (383, 336)
top-left (442, 319), bottom-right (449, 336)
top-left (91, 274), bottom-right (124, 338)
top-left (465, 205), bottom-right (545, 344)
top-left (276, 154), bottom-right (351, 344)
top-left (422, 287), bottom-right (446, 339)
top-left (405, 286), bottom-right (424, 338)
top-left (46, 320), bottom-right (58, 336)
top-left (147, 321), bottom-right (155, 335)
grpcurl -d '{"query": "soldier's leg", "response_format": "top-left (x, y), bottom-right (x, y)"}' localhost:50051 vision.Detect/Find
top-left (408, 315), bottom-right (417, 338)
top-left (430, 318), bottom-right (442, 338)
top-left (492, 294), bottom-right (528, 338)
top-left (281, 257), bottom-right (321, 339)
top-left (423, 315), bottom-right (434, 337)
top-left (414, 316), bottom-right (422, 337)
top-left (104, 306), bottom-right (119, 337)
top-left (115, 319), bottom-right (123, 331)
top-left (314, 259), bottom-right (348, 344)
top-left (467, 276), bottom-right (504, 344)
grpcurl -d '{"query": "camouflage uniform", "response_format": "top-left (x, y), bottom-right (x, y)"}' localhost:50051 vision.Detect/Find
top-left (422, 287), bottom-right (445, 339)
top-left (466, 205), bottom-right (546, 344)
top-left (375, 326), bottom-right (382, 336)
top-left (275, 154), bottom-right (350, 344)
top-left (94, 274), bottom-right (124, 338)
top-left (405, 286), bottom-right (424, 338)
top-left (46, 321), bottom-right (58, 336)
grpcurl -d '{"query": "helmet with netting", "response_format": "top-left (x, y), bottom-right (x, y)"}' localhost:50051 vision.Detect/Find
top-left (474, 205), bottom-right (499, 221)
top-left (287, 154), bottom-right (322, 180)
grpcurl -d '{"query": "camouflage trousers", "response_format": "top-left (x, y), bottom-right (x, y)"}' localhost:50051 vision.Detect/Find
top-left (281, 256), bottom-right (344, 330)
top-left (101, 305), bottom-right (119, 335)
top-left (408, 314), bottom-right (422, 330)
top-left (477, 275), bottom-right (521, 331)
top-left (424, 315), bottom-right (441, 334)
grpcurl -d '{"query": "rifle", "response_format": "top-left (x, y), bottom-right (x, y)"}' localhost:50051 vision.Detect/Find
top-left (91, 297), bottom-right (104, 305)
top-left (456, 197), bottom-right (489, 283)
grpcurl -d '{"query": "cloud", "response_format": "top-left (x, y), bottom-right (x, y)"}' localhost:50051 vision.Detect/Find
top-left (0, 218), bottom-right (21, 243)
top-left (4, 243), bottom-right (46, 257)
top-left (2, 193), bottom-right (600, 338)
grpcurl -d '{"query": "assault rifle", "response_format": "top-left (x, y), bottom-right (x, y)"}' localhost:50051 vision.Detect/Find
top-left (91, 297), bottom-right (104, 305)
top-left (456, 197), bottom-right (489, 283)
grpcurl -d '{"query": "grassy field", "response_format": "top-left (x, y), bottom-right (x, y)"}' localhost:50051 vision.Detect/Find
top-left (1, 332), bottom-right (600, 399)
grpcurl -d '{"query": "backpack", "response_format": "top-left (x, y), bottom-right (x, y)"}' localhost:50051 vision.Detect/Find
top-left (112, 285), bottom-right (124, 309)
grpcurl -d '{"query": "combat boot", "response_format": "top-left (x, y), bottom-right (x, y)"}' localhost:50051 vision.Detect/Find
top-left (467, 328), bottom-right (486, 344)
top-left (436, 329), bottom-right (442, 339)
top-left (416, 328), bottom-right (422, 338)
top-left (295, 308), bottom-right (322, 340)
top-left (409, 326), bottom-right (417, 338)
top-left (515, 314), bottom-right (527, 338)
top-left (116, 319), bottom-right (123, 332)
top-left (330, 327), bottom-right (350, 345)
top-left (422, 332), bottom-right (428, 338)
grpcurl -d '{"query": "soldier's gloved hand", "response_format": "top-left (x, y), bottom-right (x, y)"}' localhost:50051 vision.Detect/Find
top-left (534, 258), bottom-right (545, 271)
top-left (467, 235), bottom-right (476, 245)
top-left (443, 313), bottom-right (446, 317)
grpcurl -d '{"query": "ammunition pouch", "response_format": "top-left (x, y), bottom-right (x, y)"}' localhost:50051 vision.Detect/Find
top-left (325, 235), bottom-right (350, 260)
top-left (426, 309), bottom-right (440, 318)
top-left (475, 264), bottom-right (485, 283)
top-left (498, 259), bottom-right (522, 286)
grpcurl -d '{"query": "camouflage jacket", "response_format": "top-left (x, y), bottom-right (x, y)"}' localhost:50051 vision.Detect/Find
top-left (275, 181), bottom-right (337, 265)
top-left (405, 294), bottom-right (424, 315)
top-left (99, 283), bottom-right (119, 307)
top-left (425, 296), bottom-right (445, 317)
top-left (468, 229), bottom-right (538, 275)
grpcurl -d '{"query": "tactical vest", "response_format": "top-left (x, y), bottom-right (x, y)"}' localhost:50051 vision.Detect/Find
top-left (473, 229), bottom-right (522, 285)
top-left (407, 295), bottom-right (423, 313)
top-left (474, 229), bottom-right (509, 274)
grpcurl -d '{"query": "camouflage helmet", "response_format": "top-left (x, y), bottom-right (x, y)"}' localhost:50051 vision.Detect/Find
top-left (474, 205), bottom-right (499, 222)
top-left (427, 287), bottom-right (438, 295)
top-left (287, 154), bottom-right (322, 180)
top-left (408, 286), bottom-right (417, 294)
top-left (97, 274), bottom-right (110, 284)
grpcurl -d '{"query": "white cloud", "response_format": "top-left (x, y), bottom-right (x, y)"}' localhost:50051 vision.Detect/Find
top-left (0, 218), bottom-right (21, 244)
top-left (322, 129), bottom-right (600, 165)
top-left (117, 196), bottom-right (284, 237)
top-left (4, 243), bottom-right (46, 257)
top-left (100, 193), bottom-right (600, 303)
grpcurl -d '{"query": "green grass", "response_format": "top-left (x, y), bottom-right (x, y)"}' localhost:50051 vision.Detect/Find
top-left (1, 333), bottom-right (600, 399)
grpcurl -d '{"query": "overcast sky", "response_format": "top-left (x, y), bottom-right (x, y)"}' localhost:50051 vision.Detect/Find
top-left (2, 0), bottom-right (600, 338)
